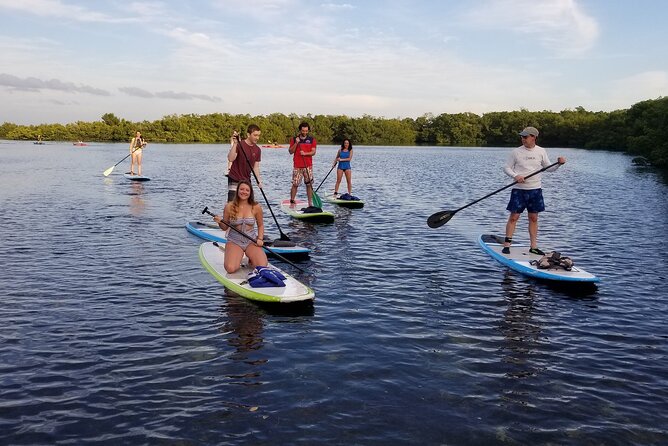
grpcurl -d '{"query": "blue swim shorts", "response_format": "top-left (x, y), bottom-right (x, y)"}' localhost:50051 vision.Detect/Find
top-left (506, 188), bottom-right (545, 214)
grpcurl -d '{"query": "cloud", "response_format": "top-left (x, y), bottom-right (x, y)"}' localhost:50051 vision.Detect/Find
top-left (0, 73), bottom-right (110, 95)
top-left (127, 1), bottom-right (170, 18)
top-left (119, 86), bottom-right (222, 102)
top-left (118, 86), bottom-right (154, 98)
top-left (210, 0), bottom-right (296, 23)
top-left (166, 27), bottom-right (214, 49)
top-left (320, 3), bottom-right (355, 11)
top-left (465, 0), bottom-right (599, 57)
top-left (0, 0), bottom-right (127, 23)
top-left (155, 90), bottom-right (222, 102)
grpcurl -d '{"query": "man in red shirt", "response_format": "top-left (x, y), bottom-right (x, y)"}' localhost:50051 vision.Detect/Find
top-left (288, 122), bottom-right (317, 207)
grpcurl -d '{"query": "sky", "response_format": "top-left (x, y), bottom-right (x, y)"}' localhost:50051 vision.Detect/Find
top-left (1, 0), bottom-right (667, 125)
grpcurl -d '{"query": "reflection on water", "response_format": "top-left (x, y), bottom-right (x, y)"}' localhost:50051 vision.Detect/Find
top-left (220, 296), bottom-right (266, 368)
top-left (499, 272), bottom-right (542, 381)
top-left (128, 182), bottom-right (146, 217)
top-left (218, 293), bottom-right (315, 362)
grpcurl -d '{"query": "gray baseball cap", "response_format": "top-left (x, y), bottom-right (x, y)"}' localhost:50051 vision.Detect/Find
top-left (519, 126), bottom-right (539, 137)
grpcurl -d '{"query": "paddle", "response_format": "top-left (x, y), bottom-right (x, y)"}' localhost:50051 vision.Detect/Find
top-left (313, 163), bottom-right (335, 199)
top-left (427, 161), bottom-right (561, 228)
top-left (233, 135), bottom-right (292, 242)
top-left (103, 147), bottom-right (142, 177)
top-left (202, 206), bottom-right (307, 273)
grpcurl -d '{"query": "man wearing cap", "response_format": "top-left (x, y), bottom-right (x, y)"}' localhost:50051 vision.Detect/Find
top-left (501, 126), bottom-right (566, 255)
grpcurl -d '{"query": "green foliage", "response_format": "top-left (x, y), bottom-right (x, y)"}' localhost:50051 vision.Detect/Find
top-left (1, 99), bottom-right (666, 167)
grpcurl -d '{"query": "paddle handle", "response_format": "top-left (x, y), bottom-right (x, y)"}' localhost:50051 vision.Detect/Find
top-left (314, 164), bottom-right (336, 193)
top-left (201, 207), bottom-right (307, 273)
top-left (113, 146), bottom-right (144, 168)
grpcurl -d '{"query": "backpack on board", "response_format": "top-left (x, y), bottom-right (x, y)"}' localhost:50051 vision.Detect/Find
top-left (530, 251), bottom-right (574, 271)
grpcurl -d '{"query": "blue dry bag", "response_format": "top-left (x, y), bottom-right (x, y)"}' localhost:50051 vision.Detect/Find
top-left (247, 266), bottom-right (287, 288)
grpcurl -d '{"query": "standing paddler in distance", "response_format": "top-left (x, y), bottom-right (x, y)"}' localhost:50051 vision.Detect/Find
top-left (501, 126), bottom-right (566, 255)
top-left (129, 131), bottom-right (147, 176)
top-left (288, 122), bottom-right (317, 207)
top-left (227, 124), bottom-right (263, 202)
top-left (332, 138), bottom-right (353, 196)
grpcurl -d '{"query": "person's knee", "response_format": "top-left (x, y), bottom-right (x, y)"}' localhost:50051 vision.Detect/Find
top-left (508, 213), bottom-right (521, 223)
top-left (528, 213), bottom-right (539, 223)
top-left (224, 262), bottom-right (239, 274)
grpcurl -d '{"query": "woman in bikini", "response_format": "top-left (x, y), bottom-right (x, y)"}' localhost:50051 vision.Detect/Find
top-left (333, 138), bottom-right (353, 196)
top-left (129, 131), bottom-right (146, 176)
top-left (213, 180), bottom-right (268, 273)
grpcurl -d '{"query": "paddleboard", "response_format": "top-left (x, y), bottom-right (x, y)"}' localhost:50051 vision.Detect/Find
top-left (478, 234), bottom-right (600, 283)
top-left (280, 199), bottom-right (335, 223)
top-left (199, 242), bottom-right (315, 303)
top-left (324, 194), bottom-right (365, 209)
top-left (186, 221), bottom-right (310, 258)
top-left (124, 173), bottom-right (151, 181)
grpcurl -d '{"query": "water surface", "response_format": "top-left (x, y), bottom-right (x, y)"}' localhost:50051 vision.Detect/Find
top-left (1, 141), bottom-right (666, 445)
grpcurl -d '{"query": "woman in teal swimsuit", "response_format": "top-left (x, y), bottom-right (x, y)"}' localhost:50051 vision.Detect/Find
top-left (213, 180), bottom-right (268, 273)
top-left (333, 138), bottom-right (353, 196)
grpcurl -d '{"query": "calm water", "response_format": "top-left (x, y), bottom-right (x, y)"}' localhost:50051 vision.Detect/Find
top-left (1, 140), bottom-right (666, 445)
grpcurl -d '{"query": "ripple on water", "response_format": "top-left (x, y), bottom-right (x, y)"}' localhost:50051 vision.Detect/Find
top-left (0, 144), bottom-right (667, 444)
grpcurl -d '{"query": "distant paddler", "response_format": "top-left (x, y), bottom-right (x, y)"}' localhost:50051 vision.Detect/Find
top-left (129, 131), bottom-right (147, 176)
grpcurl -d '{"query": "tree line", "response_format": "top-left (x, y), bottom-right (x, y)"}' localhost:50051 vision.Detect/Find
top-left (1, 97), bottom-right (666, 167)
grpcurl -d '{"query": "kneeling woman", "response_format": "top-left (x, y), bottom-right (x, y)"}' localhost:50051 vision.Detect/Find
top-left (213, 181), bottom-right (268, 273)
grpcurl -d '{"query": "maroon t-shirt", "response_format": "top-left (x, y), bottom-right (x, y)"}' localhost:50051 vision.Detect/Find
top-left (228, 140), bottom-right (261, 182)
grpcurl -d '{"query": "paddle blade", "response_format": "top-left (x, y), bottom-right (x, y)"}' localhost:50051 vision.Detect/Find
top-left (427, 210), bottom-right (455, 228)
top-left (312, 191), bottom-right (322, 209)
top-left (103, 165), bottom-right (114, 177)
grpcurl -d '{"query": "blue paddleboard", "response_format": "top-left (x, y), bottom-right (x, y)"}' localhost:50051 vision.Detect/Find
top-left (478, 234), bottom-right (600, 283)
top-left (186, 221), bottom-right (310, 258)
top-left (124, 173), bottom-right (151, 181)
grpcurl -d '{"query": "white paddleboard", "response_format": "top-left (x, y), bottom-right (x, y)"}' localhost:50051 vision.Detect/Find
top-left (199, 242), bottom-right (315, 303)
top-left (280, 199), bottom-right (334, 223)
top-left (324, 194), bottom-right (364, 209)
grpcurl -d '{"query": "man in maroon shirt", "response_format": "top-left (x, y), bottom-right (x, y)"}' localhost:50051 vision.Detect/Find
top-left (227, 124), bottom-right (263, 202)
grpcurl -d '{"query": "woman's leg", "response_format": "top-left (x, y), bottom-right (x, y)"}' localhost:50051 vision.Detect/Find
top-left (130, 153), bottom-right (136, 174)
top-left (334, 169), bottom-right (343, 194)
top-left (136, 152), bottom-right (143, 176)
top-left (344, 169), bottom-right (352, 194)
top-left (224, 242), bottom-right (245, 273)
top-left (245, 244), bottom-right (268, 268)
